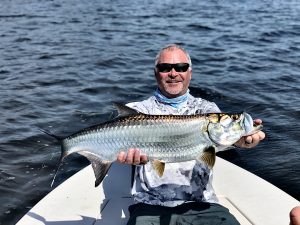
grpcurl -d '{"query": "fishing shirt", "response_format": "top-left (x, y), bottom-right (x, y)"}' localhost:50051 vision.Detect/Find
top-left (126, 92), bottom-right (221, 207)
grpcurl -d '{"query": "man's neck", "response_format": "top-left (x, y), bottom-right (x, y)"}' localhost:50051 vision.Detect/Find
top-left (153, 89), bottom-right (189, 108)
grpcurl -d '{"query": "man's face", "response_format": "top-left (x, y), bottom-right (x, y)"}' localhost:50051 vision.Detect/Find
top-left (155, 48), bottom-right (192, 98)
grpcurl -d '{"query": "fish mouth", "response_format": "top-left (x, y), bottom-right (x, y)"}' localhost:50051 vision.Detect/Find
top-left (246, 123), bottom-right (263, 136)
top-left (242, 112), bottom-right (263, 136)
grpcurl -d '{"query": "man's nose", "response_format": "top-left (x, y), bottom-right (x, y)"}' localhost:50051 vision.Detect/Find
top-left (169, 68), bottom-right (178, 77)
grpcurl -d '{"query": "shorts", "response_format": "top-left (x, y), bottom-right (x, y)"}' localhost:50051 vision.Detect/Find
top-left (127, 202), bottom-right (241, 225)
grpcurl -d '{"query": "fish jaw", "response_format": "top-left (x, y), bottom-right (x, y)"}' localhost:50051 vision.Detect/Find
top-left (241, 112), bottom-right (263, 136)
top-left (207, 112), bottom-right (262, 146)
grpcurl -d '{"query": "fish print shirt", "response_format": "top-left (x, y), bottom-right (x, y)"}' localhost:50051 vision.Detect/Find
top-left (126, 93), bottom-right (221, 207)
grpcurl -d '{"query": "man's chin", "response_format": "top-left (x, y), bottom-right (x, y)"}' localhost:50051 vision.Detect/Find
top-left (164, 88), bottom-right (183, 98)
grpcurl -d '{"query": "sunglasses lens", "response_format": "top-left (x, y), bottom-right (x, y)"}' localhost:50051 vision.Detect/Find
top-left (156, 63), bottom-right (189, 73)
top-left (156, 64), bottom-right (172, 72)
top-left (174, 63), bottom-right (189, 72)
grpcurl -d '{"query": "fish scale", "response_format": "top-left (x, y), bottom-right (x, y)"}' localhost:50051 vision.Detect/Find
top-left (64, 116), bottom-right (210, 163)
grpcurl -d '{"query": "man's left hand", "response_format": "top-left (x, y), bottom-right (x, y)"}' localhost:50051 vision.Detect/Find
top-left (234, 119), bottom-right (265, 148)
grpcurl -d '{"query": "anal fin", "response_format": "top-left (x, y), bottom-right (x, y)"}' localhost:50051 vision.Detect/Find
top-left (200, 146), bottom-right (216, 168)
top-left (78, 151), bottom-right (112, 187)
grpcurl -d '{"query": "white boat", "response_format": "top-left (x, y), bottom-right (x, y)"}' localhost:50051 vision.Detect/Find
top-left (16, 157), bottom-right (299, 225)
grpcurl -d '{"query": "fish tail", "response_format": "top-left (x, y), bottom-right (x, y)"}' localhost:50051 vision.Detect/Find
top-left (50, 154), bottom-right (64, 187)
top-left (38, 128), bottom-right (64, 141)
top-left (50, 144), bottom-right (69, 187)
top-left (38, 128), bottom-right (66, 187)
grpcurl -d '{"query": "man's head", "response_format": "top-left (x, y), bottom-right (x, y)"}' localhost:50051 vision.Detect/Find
top-left (154, 44), bottom-right (192, 98)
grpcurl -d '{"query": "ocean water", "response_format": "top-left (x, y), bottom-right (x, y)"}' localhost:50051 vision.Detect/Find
top-left (0, 0), bottom-right (299, 224)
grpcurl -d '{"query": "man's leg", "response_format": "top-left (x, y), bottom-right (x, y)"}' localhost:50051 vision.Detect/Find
top-left (127, 202), bottom-right (240, 225)
top-left (127, 203), bottom-right (170, 225)
top-left (174, 202), bottom-right (240, 225)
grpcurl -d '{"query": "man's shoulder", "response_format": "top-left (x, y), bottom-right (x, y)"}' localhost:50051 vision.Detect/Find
top-left (126, 94), bottom-right (221, 115)
top-left (126, 96), bottom-right (156, 114)
top-left (187, 95), bottom-right (221, 114)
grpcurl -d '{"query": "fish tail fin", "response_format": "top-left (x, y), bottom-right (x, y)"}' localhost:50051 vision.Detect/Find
top-left (38, 128), bottom-right (64, 142)
top-left (38, 127), bottom-right (67, 187)
top-left (51, 142), bottom-right (73, 187)
top-left (78, 151), bottom-right (112, 187)
top-left (50, 154), bottom-right (64, 187)
top-left (50, 144), bottom-right (69, 187)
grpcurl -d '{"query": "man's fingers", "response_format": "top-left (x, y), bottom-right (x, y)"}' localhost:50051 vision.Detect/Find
top-left (133, 149), bottom-right (141, 165)
top-left (125, 148), bottom-right (135, 164)
top-left (117, 151), bottom-right (126, 163)
top-left (258, 131), bottom-right (266, 140)
top-left (117, 149), bottom-right (148, 165)
top-left (140, 154), bottom-right (148, 164)
top-left (245, 136), bottom-right (253, 144)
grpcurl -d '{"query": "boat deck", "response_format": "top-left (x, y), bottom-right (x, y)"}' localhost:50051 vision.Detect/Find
top-left (16, 157), bottom-right (299, 225)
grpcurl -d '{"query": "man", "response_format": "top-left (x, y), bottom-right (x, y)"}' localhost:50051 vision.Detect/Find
top-left (117, 44), bottom-right (265, 225)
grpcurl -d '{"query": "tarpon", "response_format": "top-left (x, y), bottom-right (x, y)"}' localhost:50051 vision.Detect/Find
top-left (45, 104), bottom-right (262, 187)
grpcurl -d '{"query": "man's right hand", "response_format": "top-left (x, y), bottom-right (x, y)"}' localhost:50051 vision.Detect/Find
top-left (117, 148), bottom-right (148, 165)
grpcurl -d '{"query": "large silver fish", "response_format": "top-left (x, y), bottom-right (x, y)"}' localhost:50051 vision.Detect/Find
top-left (47, 104), bottom-right (262, 187)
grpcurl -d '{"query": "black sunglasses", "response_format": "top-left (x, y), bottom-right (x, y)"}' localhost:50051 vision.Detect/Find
top-left (156, 63), bottom-right (190, 73)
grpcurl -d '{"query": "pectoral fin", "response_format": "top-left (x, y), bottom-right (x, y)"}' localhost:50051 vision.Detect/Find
top-left (152, 159), bottom-right (165, 177)
top-left (79, 151), bottom-right (112, 187)
top-left (200, 146), bottom-right (216, 168)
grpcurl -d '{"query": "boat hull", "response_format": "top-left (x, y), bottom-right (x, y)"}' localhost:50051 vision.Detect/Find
top-left (16, 157), bottom-right (299, 225)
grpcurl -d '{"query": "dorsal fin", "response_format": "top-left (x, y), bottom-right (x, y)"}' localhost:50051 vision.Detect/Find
top-left (113, 102), bottom-right (140, 117)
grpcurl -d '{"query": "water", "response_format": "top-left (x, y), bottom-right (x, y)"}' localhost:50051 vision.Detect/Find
top-left (0, 0), bottom-right (299, 224)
